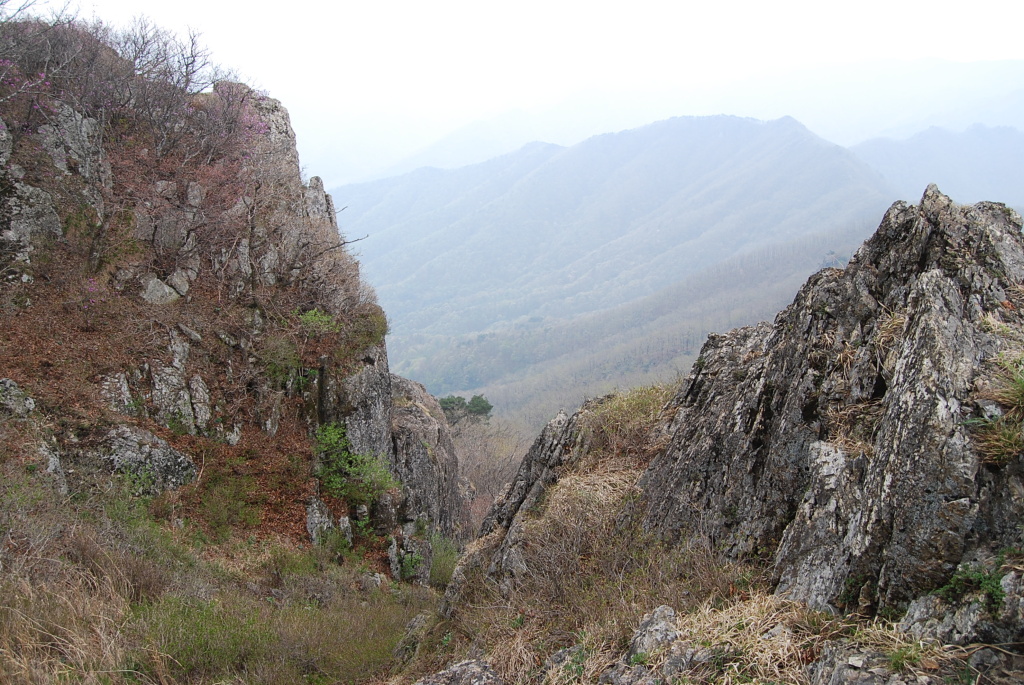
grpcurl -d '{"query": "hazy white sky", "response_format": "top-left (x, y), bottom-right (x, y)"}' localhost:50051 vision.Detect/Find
top-left (37, 0), bottom-right (1024, 184)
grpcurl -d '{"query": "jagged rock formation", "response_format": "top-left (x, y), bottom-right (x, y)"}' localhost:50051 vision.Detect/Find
top-left (439, 188), bottom-right (1024, 681)
top-left (412, 660), bottom-right (504, 685)
top-left (390, 375), bottom-right (462, 537)
top-left (638, 186), bottom-right (1024, 616)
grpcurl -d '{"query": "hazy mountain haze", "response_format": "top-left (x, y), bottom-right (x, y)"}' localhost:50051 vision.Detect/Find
top-left (345, 116), bottom-right (892, 335)
top-left (852, 124), bottom-right (1024, 208)
top-left (347, 60), bottom-right (1024, 183)
top-left (336, 114), bottom-right (899, 423)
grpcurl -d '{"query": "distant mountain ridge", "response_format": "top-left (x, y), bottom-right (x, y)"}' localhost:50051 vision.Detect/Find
top-left (333, 114), bottom-right (895, 423)
top-left (341, 115), bottom-right (893, 336)
top-left (852, 124), bottom-right (1024, 209)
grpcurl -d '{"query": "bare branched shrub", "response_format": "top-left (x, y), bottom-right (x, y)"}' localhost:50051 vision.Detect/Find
top-left (455, 419), bottom-right (525, 533)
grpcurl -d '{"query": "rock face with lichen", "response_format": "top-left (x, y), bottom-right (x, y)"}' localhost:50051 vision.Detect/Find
top-left (390, 375), bottom-right (462, 537)
top-left (638, 186), bottom-right (1024, 620)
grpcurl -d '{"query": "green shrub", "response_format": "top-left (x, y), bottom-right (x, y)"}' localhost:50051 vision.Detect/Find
top-left (887, 643), bottom-right (924, 672)
top-left (296, 308), bottom-right (341, 336)
top-left (268, 544), bottom-right (320, 580)
top-left (341, 304), bottom-right (390, 354)
top-left (260, 334), bottom-right (301, 387)
top-left (200, 473), bottom-right (261, 542)
top-left (935, 563), bottom-right (1006, 612)
top-left (401, 551), bottom-right (424, 580)
top-left (315, 423), bottom-right (398, 506)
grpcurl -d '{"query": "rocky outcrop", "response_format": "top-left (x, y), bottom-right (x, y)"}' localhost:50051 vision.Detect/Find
top-left (0, 116), bottom-right (62, 282)
top-left (1, 80), bottom-right (464, 576)
top-left (390, 375), bottom-right (462, 537)
top-left (97, 425), bottom-right (197, 495)
top-left (38, 103), bottom-right (110, 187)
top-left (637, 186), bottom-right (1024, 618)
top-left (440, 407), bottom-right (589, 614)
top-left (317, 344), bottom-right (395, 462)
top-left (448, 188), bottom-right (1024, 657)
top-left (0, 378), bottom-right (35, 416)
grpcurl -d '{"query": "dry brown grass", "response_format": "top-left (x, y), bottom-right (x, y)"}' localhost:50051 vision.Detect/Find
top-left (970, 351), bottom-right (1024, 464)
top-left (578, 384), bottom-right (677, 460)
top-left (873, 307), bottom-right (907, 378)
top-left (0, 447), bottom-right (434, 684)
top-left (652, 592), bottom-right (957, 685)
top-left (824, 400), bottom-right (883, 457)
top-left (406, 385), bottom-right (757, 685)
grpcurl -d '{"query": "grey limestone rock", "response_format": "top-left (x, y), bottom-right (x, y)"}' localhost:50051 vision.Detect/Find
top-left (899, 568), bottom-right (1024, 645)
top-left (37, 104), bottom-right (110, 186)
top-left (0, 378), bottom-right (35, 416)
top-left (140, 275), bottom-right (181, 305)
top-left (636, 187), bottom-right (1024, 617)
top-left (337, 515), bottom-right (353, 546)
top-left (412, 660), bottom-right (504, 685)
top-left (304, 175), bottom-right (337, 226)
top-left (100, 425), bottom-right (196, 494)
top-left (0, 117), bottom-right (11, 165)
top-left (317, 343), bottom-right (394, 463)
top-left (806, 643), bottom-right (898, 685)
top-left (0, 172), bottom-right (61, 275)
top-left (100, 372), bottom-right (139, 416)
top-left (390, 374), bottom-right (463, 537)
top-left (306, 496), bottom-right (334, 544)
top-left (627, 605), bottom-right (679, 662)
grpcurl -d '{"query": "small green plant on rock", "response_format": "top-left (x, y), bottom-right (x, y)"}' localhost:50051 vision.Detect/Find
top-left (886, 642), bottom-right (924, 672)
top-left (400, 552), bottom-right (424, 580)
top-left (315, 423), bottom-right (397, 506)
top-left (935, 562), bottom-right (1006, 613)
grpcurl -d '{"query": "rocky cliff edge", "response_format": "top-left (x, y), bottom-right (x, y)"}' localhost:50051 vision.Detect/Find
top-left (436, 187), bottom-right (1024, 683)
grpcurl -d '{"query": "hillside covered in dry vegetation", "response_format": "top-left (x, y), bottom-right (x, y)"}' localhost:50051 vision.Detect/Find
top-left (4, 5), bottom-right (1024, 685)
top-left (0, 5), bottom-right (467, 682)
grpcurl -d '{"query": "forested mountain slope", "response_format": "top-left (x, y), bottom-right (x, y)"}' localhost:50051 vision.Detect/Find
top-left (338, 115), bottom-right (894, 420)
top-left (405, 223), bottom-right (877, 426)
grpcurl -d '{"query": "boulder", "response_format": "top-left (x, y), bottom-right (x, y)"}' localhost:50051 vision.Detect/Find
top-left (100, 425), bottom-right (197, 494)
top-left (412, 660), bottom-right (504, 685)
